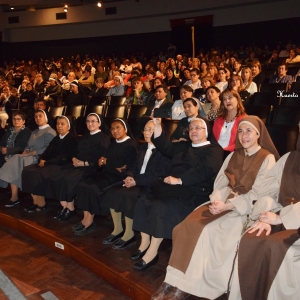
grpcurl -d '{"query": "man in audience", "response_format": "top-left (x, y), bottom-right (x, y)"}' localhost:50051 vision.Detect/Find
top-left (269, 63), bottom-right (293, 86)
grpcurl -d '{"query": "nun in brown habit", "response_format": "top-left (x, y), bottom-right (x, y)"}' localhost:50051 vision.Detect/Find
top-left (229, 139), bottom-right (300, 300)
top-left (152, 116), bottom-right (280, 300)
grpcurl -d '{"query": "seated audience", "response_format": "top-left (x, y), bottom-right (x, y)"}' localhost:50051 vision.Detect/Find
top-left (215, 68), bottom-right (229, 92)
top-left (164, 67), bottom-right (180, 89)
top-left (228, 75), bottom-right (251, 102)
top-left (206, 86), bottom-right (221, 121)
top-left (33, 73), bottom-right (46, 95)
top-left (0, 86), bottom-right (18, 127)
top-left (213, 89), bottom-right (246, 153)
top-left (251, 61), bottom-right (265, 88)
top-left (0, 111), bottom-right (31, 168)
top-left (199, 61), bottom-right (208, 78)
top-left (21, 116), bottom-right (78, 214)
top-left (106, 76), bottom-right (125, 96)
top-left (44, 74), bottom-right (62, 106)
top-left (232, 60), bottom-right (242, 76)
top-left (125, 77), bottom-right (149, 105)
top-left (42, 113), bottom-right (110, 219)
top-left (184, 68), bottom-right (202, 91)
top-left (94, 65), bottom-right (108, 82)
top-left (131, 117), bottom-right (223, 270)
top-left (147, 78), bottom-right (172, 103)
top-left (197, 76), bottom-right (215, 103)
top-left (65, 81), bottom-right (88, 106)
top-left (0, 110), bottom-right (56, 207)
top-left (153, 116), bottom-right (279, 300)
top-left (78, 69), bottom-right (94, 88)
top-left (20, 82), bottom-right (38, 113)
top-left (207, 65), bottom-right (218, 83)
top-left (269, 63), bottom-right (293, 85)
top-left (286, 48), bottom-right (300, 63)
top-left (101, 120), bottom-right (171, 249)
top-left (241, 67), bottom-right (257, 95)
top-left (88, 78), bottom-right (108, 105)
top-left (73, 118), bottom-right (138, 235)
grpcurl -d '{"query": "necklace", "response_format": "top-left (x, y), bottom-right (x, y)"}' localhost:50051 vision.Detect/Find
top-left (225, 114), bottom-right (236, 128)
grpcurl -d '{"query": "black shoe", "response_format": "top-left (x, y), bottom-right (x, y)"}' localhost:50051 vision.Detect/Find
top-left (131, 247), bottom-right (149, 261)
top-left (53, 207), bottom-right (66, 219)
top-left (133, 254), bottom-right (159, 271)
top-left (72, 222), bottom-right (83, 232)
top-left (74, 223), bottom-right (95, 235)
top-left (103, 231), bottom-right (124, 245)
top-left (24, 204), bottom-right (46, 213)
top-left (59, 208), bottom-right (76, 221)
top-left (112, 236), bottom-right (136, 250)
top-left (5, 199), bottom-right (20, 207)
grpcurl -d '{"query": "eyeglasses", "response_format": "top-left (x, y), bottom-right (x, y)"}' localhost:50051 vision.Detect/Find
top-left (189, 126), bottom-right (205, 131)
top-left (190, 74), bottom-right (198, 77)
top-left (86, 120), bottom-right (99, 124)
top-left (143, 128), bottom-right (154, 133)
top-left (13, 118), bottom-right (22, 121)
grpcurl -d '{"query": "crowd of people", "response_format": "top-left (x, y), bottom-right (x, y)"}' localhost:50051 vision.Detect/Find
top-left (0, 40), bottom-right (299, 300)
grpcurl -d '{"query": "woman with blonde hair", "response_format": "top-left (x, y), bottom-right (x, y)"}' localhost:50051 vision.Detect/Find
top-left (241, 67), bottom-right (257, 95)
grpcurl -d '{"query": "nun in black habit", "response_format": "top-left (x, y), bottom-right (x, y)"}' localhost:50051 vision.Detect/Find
top-left (22, 116), bottom-right (78, 214)
top-left (43, 113), bottom-right (110, 219)
top-left (131, 117), bottom-right (223, 271)
top-left (100, 120), bottom-right (172, 250)
top-left (73, 118), bottom-right (138, 236)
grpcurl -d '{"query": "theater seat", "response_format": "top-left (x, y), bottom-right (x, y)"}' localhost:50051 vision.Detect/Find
top-left (272, 106), bottom-right (300, 126)
top-left (261, 83), bottom-right (288, 93)
top-left (48, 106), bottom-right (65, 118)
top-left (162, 119), bottom-right (179, 141)
top-left (107, 96), bottom-right (127, 105)
top-left (64, 105), bottom-right (85, 119)
top-left (248, 92), bottom-right (280, 106)
top-left (244, 104), bottom-right (273, 124)
top-left (85, 105), bottom-right (105, 117)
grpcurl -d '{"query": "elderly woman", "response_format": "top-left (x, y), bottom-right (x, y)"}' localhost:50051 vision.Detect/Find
top-left (228, 74), bottom-right (251, 103)
top-left (0, 111), bottom-right (31, 168)
top-left (44, 74), bottom-right (62, 106)
top-left (171, 85), bottom-right (207, 120)
top-left (206, 86), bottom-right (221, 121)
top-left (101, 120), bottom-right (171, 249)
top-left (89, 78), bottom-right (108, 105)
top-left (0, 110), bottom-right (56, 208)
top-left (21, 116), bottom-right (78, 214)
top-left (153, 116), bottom-right (279, 300)
top-left (251, 61), bottom-right (265, 88)
top-left (241, 67), bottom-right (257, 95)
top-left (213, 89), bottom-right (247, 153)
top-left (72, 119), bottom-right (138, 235)
top-left (33, 73), bottom-right (46, 95)
top-left (229, 147), bottom-right (300, 300)
top-left (106, 75), bottom-right (125, 96)
top-left (131, 117), bottom-right (223, 271)
top-left (43, 113), bottom-right (110, 219)
top-left (125, 77), bottom-right (149, 106)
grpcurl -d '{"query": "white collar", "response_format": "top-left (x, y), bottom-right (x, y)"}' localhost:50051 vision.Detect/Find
top-left (39, 124), bottom-right (49, 130)
top-left (90, 129), bottom-right (101, 135)
top-left (192, 141), bottom-right (211, 147)
top-left (188, 116), bottom-right (197, 122)
top-left (244, 145), bottom-right (261, 156)
top-left (59, 132), bottom-right (69, 139)
top-left (147, 143), bottom-right (156, 150)
top-left (116, 136), bottom-right (130, 143)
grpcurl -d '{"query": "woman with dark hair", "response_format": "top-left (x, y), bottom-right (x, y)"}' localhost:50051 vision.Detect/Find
top-left (65, 81), bottom-right (88, 105)
top-left (206, 86), bottom-right (221, 121)
top-left (101, 120), bottom-right (171, 249)
top-left (153, 116), bottom-right (279, 300)
top-left (125, 77), bottom-right (149, 105)
top-left (147, 78), bottom-right (172, 103)
top-left (164, 67), bottom-right (180, 89)
top-left (198, 76), bottom-right (215, 103)
top-left (19, 82), bottom-right (39, 113)
top-left (251, 61), bottom-right (265, 89)
top-left (213, 89), bottom-right (247, 152)
top-left (78, 69), bottom-right (94, 88)
top-left (286, 48), bottom-right (300, 63)
top-left (42, 113), bottom-right (110, 218)
top-left (22, 116), bottom-right (78, 214)
top-left (0, 110), bottom-right (56, 208)
top-left (72, 118), bottom-right (138, 235)
top-left (228, 74), bottom-right (251, 103)
top-left (131, 117), bottom-right (223, 270)
top-left (215, 68), bottom-right (229, 92)
top-left (233, 60), bottom-right (242, 76)
top-left (88, 77), bottom-right (108, 105)
top-left (200, 61), bottom-right (208, 78)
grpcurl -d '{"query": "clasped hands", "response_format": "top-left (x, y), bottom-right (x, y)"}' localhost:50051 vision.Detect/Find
top-left (247, 211), bottom-right (282, 236)
top-left (208, 201), bottom-right (234, 215)
top-left (123, 176), bottom-right (136, 188)
top-left (164, 176), bottom-right (182, 185)
top-left (72, 157), bottom-right (84, 167)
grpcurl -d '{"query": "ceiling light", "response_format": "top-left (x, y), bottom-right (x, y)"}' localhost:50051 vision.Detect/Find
top-left (97, 2), bottom-right (102, 7)
top-left (64, 8), bottom-right (68, 12)
top-left (10, 6), bottom-right (14, 10)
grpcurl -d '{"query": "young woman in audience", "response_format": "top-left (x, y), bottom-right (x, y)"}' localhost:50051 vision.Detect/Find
top-left (156, 62), bottom-right (166, 79)
top-left (191, 58), bottom-right (200, 70)
top-left (207, 65), bottom-right (218, 83)
top-left (0, 110), bottom-right (56, 208)
top-left (164, 67), bottom-right (180, 89)
top-left (215, 68), bottom-right (229, 92)
top-left (251, 61), bottom-right (265, 89)
top-left (200, 61), bottom-right (208, 78)
top-left (131, 117), bottom-right (223, 270)
top-left (101, 120), bottom-right (171, 249)
top-left (21, 116), bottom-right (78, 215)
top-left (229, 146), bottom-right (300, 300)
top-left (228, 75), bottom-right (251, 102)
top-left (72, 118), bottom-right (138, 235)
top-left (206, 86), bottom-right (221, 121)
top-left (241, 67), bottom-right (257, 95)
top-left (213, 89), bottom-right (246, 154)
top-left (125, 77), bottom-right (149, 105)
top-left (88, 78), bottom-right (108, 105)
top-left (152, 116), bottom-right (279, 300)
top-left (198, 76), bottom-right (215, 103)
top-left (170, 97), bottom-right (206, 142)
top-left (286, 48), bottom-right (300, 63)
top-left (106, 75), bottom-right (125, 96)
top-left (43, 113), bottom-right (110, 219)
top-left (232, 60), bottom-right (242, 76)
top-left (0, 111), bottom-right (31, 168)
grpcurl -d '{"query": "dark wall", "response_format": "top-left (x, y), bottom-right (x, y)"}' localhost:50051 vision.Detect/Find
top-left (1, 16), bottom-right (300, 62)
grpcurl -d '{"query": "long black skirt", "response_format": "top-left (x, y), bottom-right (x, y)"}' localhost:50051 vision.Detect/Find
top-left (75, 173), bottom-right (122, 215)
top-left (44, 165), bottom-right (96, 202)
top-left (132, 192), bottom-right (209, 239)
top-left (22, 164), bottom-right (62, 195)
top-left (101, 184), bottom-right (144, 219)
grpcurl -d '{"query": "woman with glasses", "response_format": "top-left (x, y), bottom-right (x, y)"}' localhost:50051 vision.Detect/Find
top-left (215, 68), bottom-right (229, 92)
top-left (101, 120), bottom-right (171, 249)
top-left (131, 117), bottom-right (223, 271)
top-left (106, 75), bottom-right (125, 96)
top-left (152, 116), bottom-right (279, 300)
top-left (72, 118), bottom-right (138, 235)
top-left (42, 113), bottom-right (110, 218)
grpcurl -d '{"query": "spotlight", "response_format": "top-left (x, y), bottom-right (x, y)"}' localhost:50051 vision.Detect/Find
top-left (64, 4), bottom-right (68, 12)
top-left (64, 7), bottom-right (68, 12)
top-left (10, 6), bottom-right (14, 10)
top-left (97, 2), bottom-right (102, 7)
